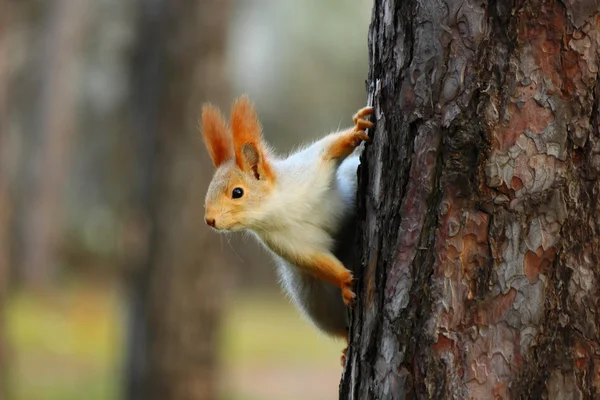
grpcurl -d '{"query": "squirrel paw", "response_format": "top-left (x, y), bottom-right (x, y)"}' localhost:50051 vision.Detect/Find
top-left (326, 130), bottom-right (369, 160)
top-left (352, 106), bottom-right (374, 132)
top-left (342, 287), bottom-right (356, 306)
top-left (351, 130), bottom-right (370, 146)
top-left (341, 273), bottom-right (356, 306)
top-left (340, 346), bottom-right (348, 367)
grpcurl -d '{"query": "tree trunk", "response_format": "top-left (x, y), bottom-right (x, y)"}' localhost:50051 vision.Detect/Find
top-left (126, 1), bottom-right (230, 399)
top-left (19, 0), bottom-right (89, 285)
top-left (0, 2), bottom-right (9, 397)
top-left (342, 1), bottom-right (600, 399)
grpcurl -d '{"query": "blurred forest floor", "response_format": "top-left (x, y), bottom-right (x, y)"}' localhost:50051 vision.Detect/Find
top-left (5, 279), bottom-right (342, 400)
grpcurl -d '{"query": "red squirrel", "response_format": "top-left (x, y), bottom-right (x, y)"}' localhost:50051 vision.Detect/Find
top-left (201, 95), bottom-right (373, 365)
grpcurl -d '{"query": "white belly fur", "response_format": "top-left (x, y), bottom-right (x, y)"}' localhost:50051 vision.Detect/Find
top-left (264, 155), bottom-right (360, 336)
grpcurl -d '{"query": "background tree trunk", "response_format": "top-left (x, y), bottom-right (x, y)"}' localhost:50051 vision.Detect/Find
top-left (126, 0), bottom-right (231, 399)
top-left (0, 2), bottom-right (9, 397)
top-left (18, 0), bottom-right (89, 285)
top-left (342, 1), bottom-right (600, 398)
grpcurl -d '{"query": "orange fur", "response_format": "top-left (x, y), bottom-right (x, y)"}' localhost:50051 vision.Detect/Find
top-left (293, 252), bottom-right (356, 306)
top-left (201, 104), bottom-right (232, 167)
top-left (324, 106), bottom-right (373, 160)
top-left (230, 96), bottom-right (274, 180)
top-left (325, 128), bottom-right (370, 160)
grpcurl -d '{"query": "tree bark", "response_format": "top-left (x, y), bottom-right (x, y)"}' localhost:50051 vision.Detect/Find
top-left (126, 1), bottom-right (230, 399)
top-left (19, 0), bottom-right (89, 285)
top-left (342, 1), bottom-right (600, 399)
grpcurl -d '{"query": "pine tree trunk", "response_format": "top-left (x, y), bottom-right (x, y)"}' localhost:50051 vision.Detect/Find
top-left (126, 0), bottom-right (230, 399)
top-left (342, 1), bottom-right (600, 398)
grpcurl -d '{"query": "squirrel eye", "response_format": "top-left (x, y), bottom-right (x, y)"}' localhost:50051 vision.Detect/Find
top-left (232, 187), bottom-right (244, 199)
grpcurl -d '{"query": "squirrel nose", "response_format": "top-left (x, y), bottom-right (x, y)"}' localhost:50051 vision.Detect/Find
top-left (205, 217), bottom-right (216, 227)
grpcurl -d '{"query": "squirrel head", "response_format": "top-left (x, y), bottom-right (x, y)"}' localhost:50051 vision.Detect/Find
top-left (201, 96), bottom-right (275, 232)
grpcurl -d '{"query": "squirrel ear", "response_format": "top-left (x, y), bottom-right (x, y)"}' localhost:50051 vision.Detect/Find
top-left (231, 96), bottom-right (274, 180)
top-left (201, 104), bottom-right (233, 167)
top-left (240, 142), bottom-right (263, 180)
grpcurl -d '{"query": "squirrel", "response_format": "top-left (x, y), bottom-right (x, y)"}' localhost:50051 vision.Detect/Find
top-left (200, 95), bottom-right (373, 365)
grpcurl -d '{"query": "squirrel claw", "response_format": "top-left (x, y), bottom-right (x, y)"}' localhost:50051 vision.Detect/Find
top-left (352, 106), bottom-right (374, 135)
top-left (342, 286), bottom-right (356, 306)
top-left (354, 130), bottom-right (370, 144)
top-left (342, 280), bottom-right (356, 307)
top-left (340, 272), bottom-right (356, 306)
top-left (353, 106), bottom-right (374, 125)
top-left (340, 347), bottom-right (348, 367)
top-left (354, 119), bottom-right (374, 132)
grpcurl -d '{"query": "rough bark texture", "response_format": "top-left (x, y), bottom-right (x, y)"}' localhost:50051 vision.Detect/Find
top-left (342, 1), bottom-right (600, 399)
top-left (126, 0), bottom-right (230, 399)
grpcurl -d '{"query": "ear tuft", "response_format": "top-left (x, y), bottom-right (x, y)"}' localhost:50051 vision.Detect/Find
top-left (231, 95), bottom-right (262, 158)
top-left (230, 95), bottom-right (274, 180)
top-left (201, 104), bottom-right (233, 167)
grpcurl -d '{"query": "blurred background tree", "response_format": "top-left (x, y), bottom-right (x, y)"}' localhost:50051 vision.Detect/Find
top-left (1, 1), bottom-right (10, 397)
top-left (3, 1), bottom-right (371, 399)
top-left (125, 0), bottom-right (231, 399)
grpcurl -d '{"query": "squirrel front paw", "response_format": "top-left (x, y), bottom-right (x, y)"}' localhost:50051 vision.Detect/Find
top-left (325, 106), bottom-right (374, 161)
top-left (341, 272), bottom-right (356, 306)
top-left (348, 130), bottom-right (370, 148)
top-left (349, 106), bottom-right (374, 147)
top-left (352, 106), bottom-right (374, 133)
